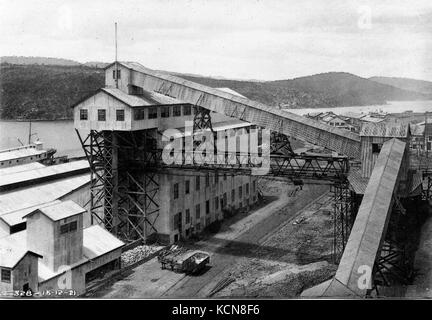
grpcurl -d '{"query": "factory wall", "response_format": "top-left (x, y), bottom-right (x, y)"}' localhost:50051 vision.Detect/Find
top-left (154, 170), bottom-right (258, 244)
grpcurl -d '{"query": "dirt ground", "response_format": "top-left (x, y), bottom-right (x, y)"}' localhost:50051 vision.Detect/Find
top-left (93, 179), bottom-right (337, 298)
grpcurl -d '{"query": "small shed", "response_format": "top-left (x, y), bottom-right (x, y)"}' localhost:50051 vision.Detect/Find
top-left (359, 122), bottom-right (411, 178)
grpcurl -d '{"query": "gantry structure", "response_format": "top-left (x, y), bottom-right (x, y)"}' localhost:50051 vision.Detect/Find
top-left (73, 61), bottom-right (429, 295)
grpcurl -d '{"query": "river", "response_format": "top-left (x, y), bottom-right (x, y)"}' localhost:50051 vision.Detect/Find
top-left (288, 100), bottom-right (432, 116)
top-left (1, 100), bottom-right (431, 157)
top-left (0, 119), bottom-right (85, 157)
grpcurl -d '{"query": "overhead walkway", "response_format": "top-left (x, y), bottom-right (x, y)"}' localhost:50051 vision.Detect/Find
top-left (108, 62), bottom-right (361, 158)
top-left (301, 138), bottom-right (407, 297)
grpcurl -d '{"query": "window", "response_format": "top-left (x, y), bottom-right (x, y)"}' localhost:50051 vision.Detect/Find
top-left (186, 209), bottom-right (190, 224)
top-left (223, 193), bottom-right (227, 208)
top-left (206, 200), bottom-right (210, 214)
top-left (224, 173), bottom-right (227, 181)
top-left (185, 180), bottom-right (190, 194)
top-left (98, 109), bottom-right (106, 121)
top-left (134, 109), bottom-right (145, 120)
top-left (231, 189), bottom-right (235, 202)
top-left (205, 174), bottom-right (210, 187)
top-left (113, 69), bottom-right (121, 79)
top-left (116, 109), bottom-right (125, 121)
top-left (174, 183), bottom-right (179, 199)
top-left (215, 197), bottom-right (219, 210)
top-left (148, 107), bottom-right (158, 119)
top-left (1, 269), bottom-right (11, 283)
top-left (195, 204), bottom-right (201, 219)
top-left (161, 106), bottom-right (170, 118)
top-left (183, 105), bottom-right (192, 116)
top-left (173, 105), bottom-right (181, 117)
top-left (69, 221), bottom-right (77, 232)
top-left (173, 213), bottom-right (180, 231)
top-left (60, 224), bottom-right (69, 235)
top-left (239, 186), bottom-right (243, 198)
top-left (215, 174), bottom-right (219, 183)
top-left (246, 183), bottom-right (249, 195)
top-left (60, 221), bottom-right (77, 235)
top-left (372, 143), bottom-right (382, 154)
top-left (80, 109), bottom-right (88, 120)
top-left (253, 180), bottom-right (256, 193)
top-left (196, 176), bottom-right (200, 190)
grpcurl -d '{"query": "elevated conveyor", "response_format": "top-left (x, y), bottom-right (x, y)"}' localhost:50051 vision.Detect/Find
top-left (302, 138), bottom-right (407, 297)
top-left (109, 62), bottom-right (361, 158)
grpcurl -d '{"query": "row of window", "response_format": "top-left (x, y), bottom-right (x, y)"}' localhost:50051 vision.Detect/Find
top-left (173, 176), bottom-right (256, 199)
top-left (60, 221), bottom-right (78, 235)
top-left (172, 195), bottom-right (256, 233)
top-left (79, 109), bottom-right (125, 121)
top-left (135, 104), bottom-right (192, 120)
top-left (0, 154), bottom-right (44, 167)
top-left (79, 105), bottom-right (193, 122)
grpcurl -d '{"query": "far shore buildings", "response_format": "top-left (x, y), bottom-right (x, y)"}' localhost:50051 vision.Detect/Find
top-left (305, 111), bottom-right (386, 133)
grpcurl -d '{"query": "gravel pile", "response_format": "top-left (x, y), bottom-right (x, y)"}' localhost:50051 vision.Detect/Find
top-left (121, 245), bottom-right (163, 266)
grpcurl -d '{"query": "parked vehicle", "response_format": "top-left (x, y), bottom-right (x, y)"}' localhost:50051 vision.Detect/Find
top-left (158, 245), bottom-right (210, 274)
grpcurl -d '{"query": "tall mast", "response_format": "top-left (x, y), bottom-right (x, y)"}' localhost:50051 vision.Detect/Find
top-left (115, 22), bottom-right (119, 89)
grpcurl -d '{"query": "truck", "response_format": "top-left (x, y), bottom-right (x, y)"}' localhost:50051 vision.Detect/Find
top-left (157, 245), bottom-right (210, 274)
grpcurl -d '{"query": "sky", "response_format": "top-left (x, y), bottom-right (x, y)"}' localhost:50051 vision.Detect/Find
top-left (1, 0), bottom-right (432, 81)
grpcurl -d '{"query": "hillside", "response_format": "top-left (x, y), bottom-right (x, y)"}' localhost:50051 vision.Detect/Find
top-left (369, 76), bottom-right (432, 95)
top-left (0, 56), bottom-right (82, 66)
top-left (0, 61), bottom-right (430, 120)
top-left (181, 72), bottom-right (429, 109)
top-left (0, 64), bottom-right (104, 120)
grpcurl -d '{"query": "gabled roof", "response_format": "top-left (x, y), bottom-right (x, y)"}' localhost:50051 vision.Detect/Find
top-left (0, 174), bottom-right (90, 217)
top-left (0, 231), bottom-right (42, 268)
top-left (70, 87), bottom-right (186, 109)
top-left (0, 160), bottom-right (89, 191)
top-left (23, 200), bottom-right (85, 222)
top-left (359, 122), bottom-right (410, 138)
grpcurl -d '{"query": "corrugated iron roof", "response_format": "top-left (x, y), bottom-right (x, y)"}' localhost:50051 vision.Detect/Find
top-left (348, 169), bottom-right (369, 195)
top-left (105, 61), bottom-right (361, 147)
top-left (411, 124), bottom-right (425, 136)
top-left (0, 200), bottom-right (61, 228)
top-left (0, 162), bottom-right (46, 176)
top-left (0, 231), bottom-right (42, 268)
top-left (1, 223), bottom-right (123, 275)
top-left (83, 225), bottom-right (124, 259)
top-left (334, 138), bottom-right (406, 296)
top-left (0, 174), bottom-right (90, 217)
top-left (0, 160), bottom-right (89, 190)
top-left (359, 122), bottom-right (410, 137)
top-left (24, 200), bottom-right (86, 222)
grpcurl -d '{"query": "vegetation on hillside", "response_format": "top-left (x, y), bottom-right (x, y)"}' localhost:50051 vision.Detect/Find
top-left (0, 64), bottom-right (104, 120)
top-left (369, 76), bottom-right (432, 95)
top-left (0, 60), bottom-right (430, 120)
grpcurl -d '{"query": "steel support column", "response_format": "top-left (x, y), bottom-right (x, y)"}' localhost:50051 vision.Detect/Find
top-left (332, 182), bottom-right (354, 263)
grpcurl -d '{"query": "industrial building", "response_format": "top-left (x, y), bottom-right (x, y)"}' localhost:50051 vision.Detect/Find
top-left (0, 200), bottom-right (124, 295)
top-left (72, 61), bottom-right (259, 244)
top-left (0, 148), bottom-right (124, 295)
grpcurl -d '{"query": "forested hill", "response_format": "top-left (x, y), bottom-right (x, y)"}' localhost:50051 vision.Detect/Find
top-left (0, 64), bottom-right (104, 120)
top-left (0, 62), bottom-right (429, 120)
